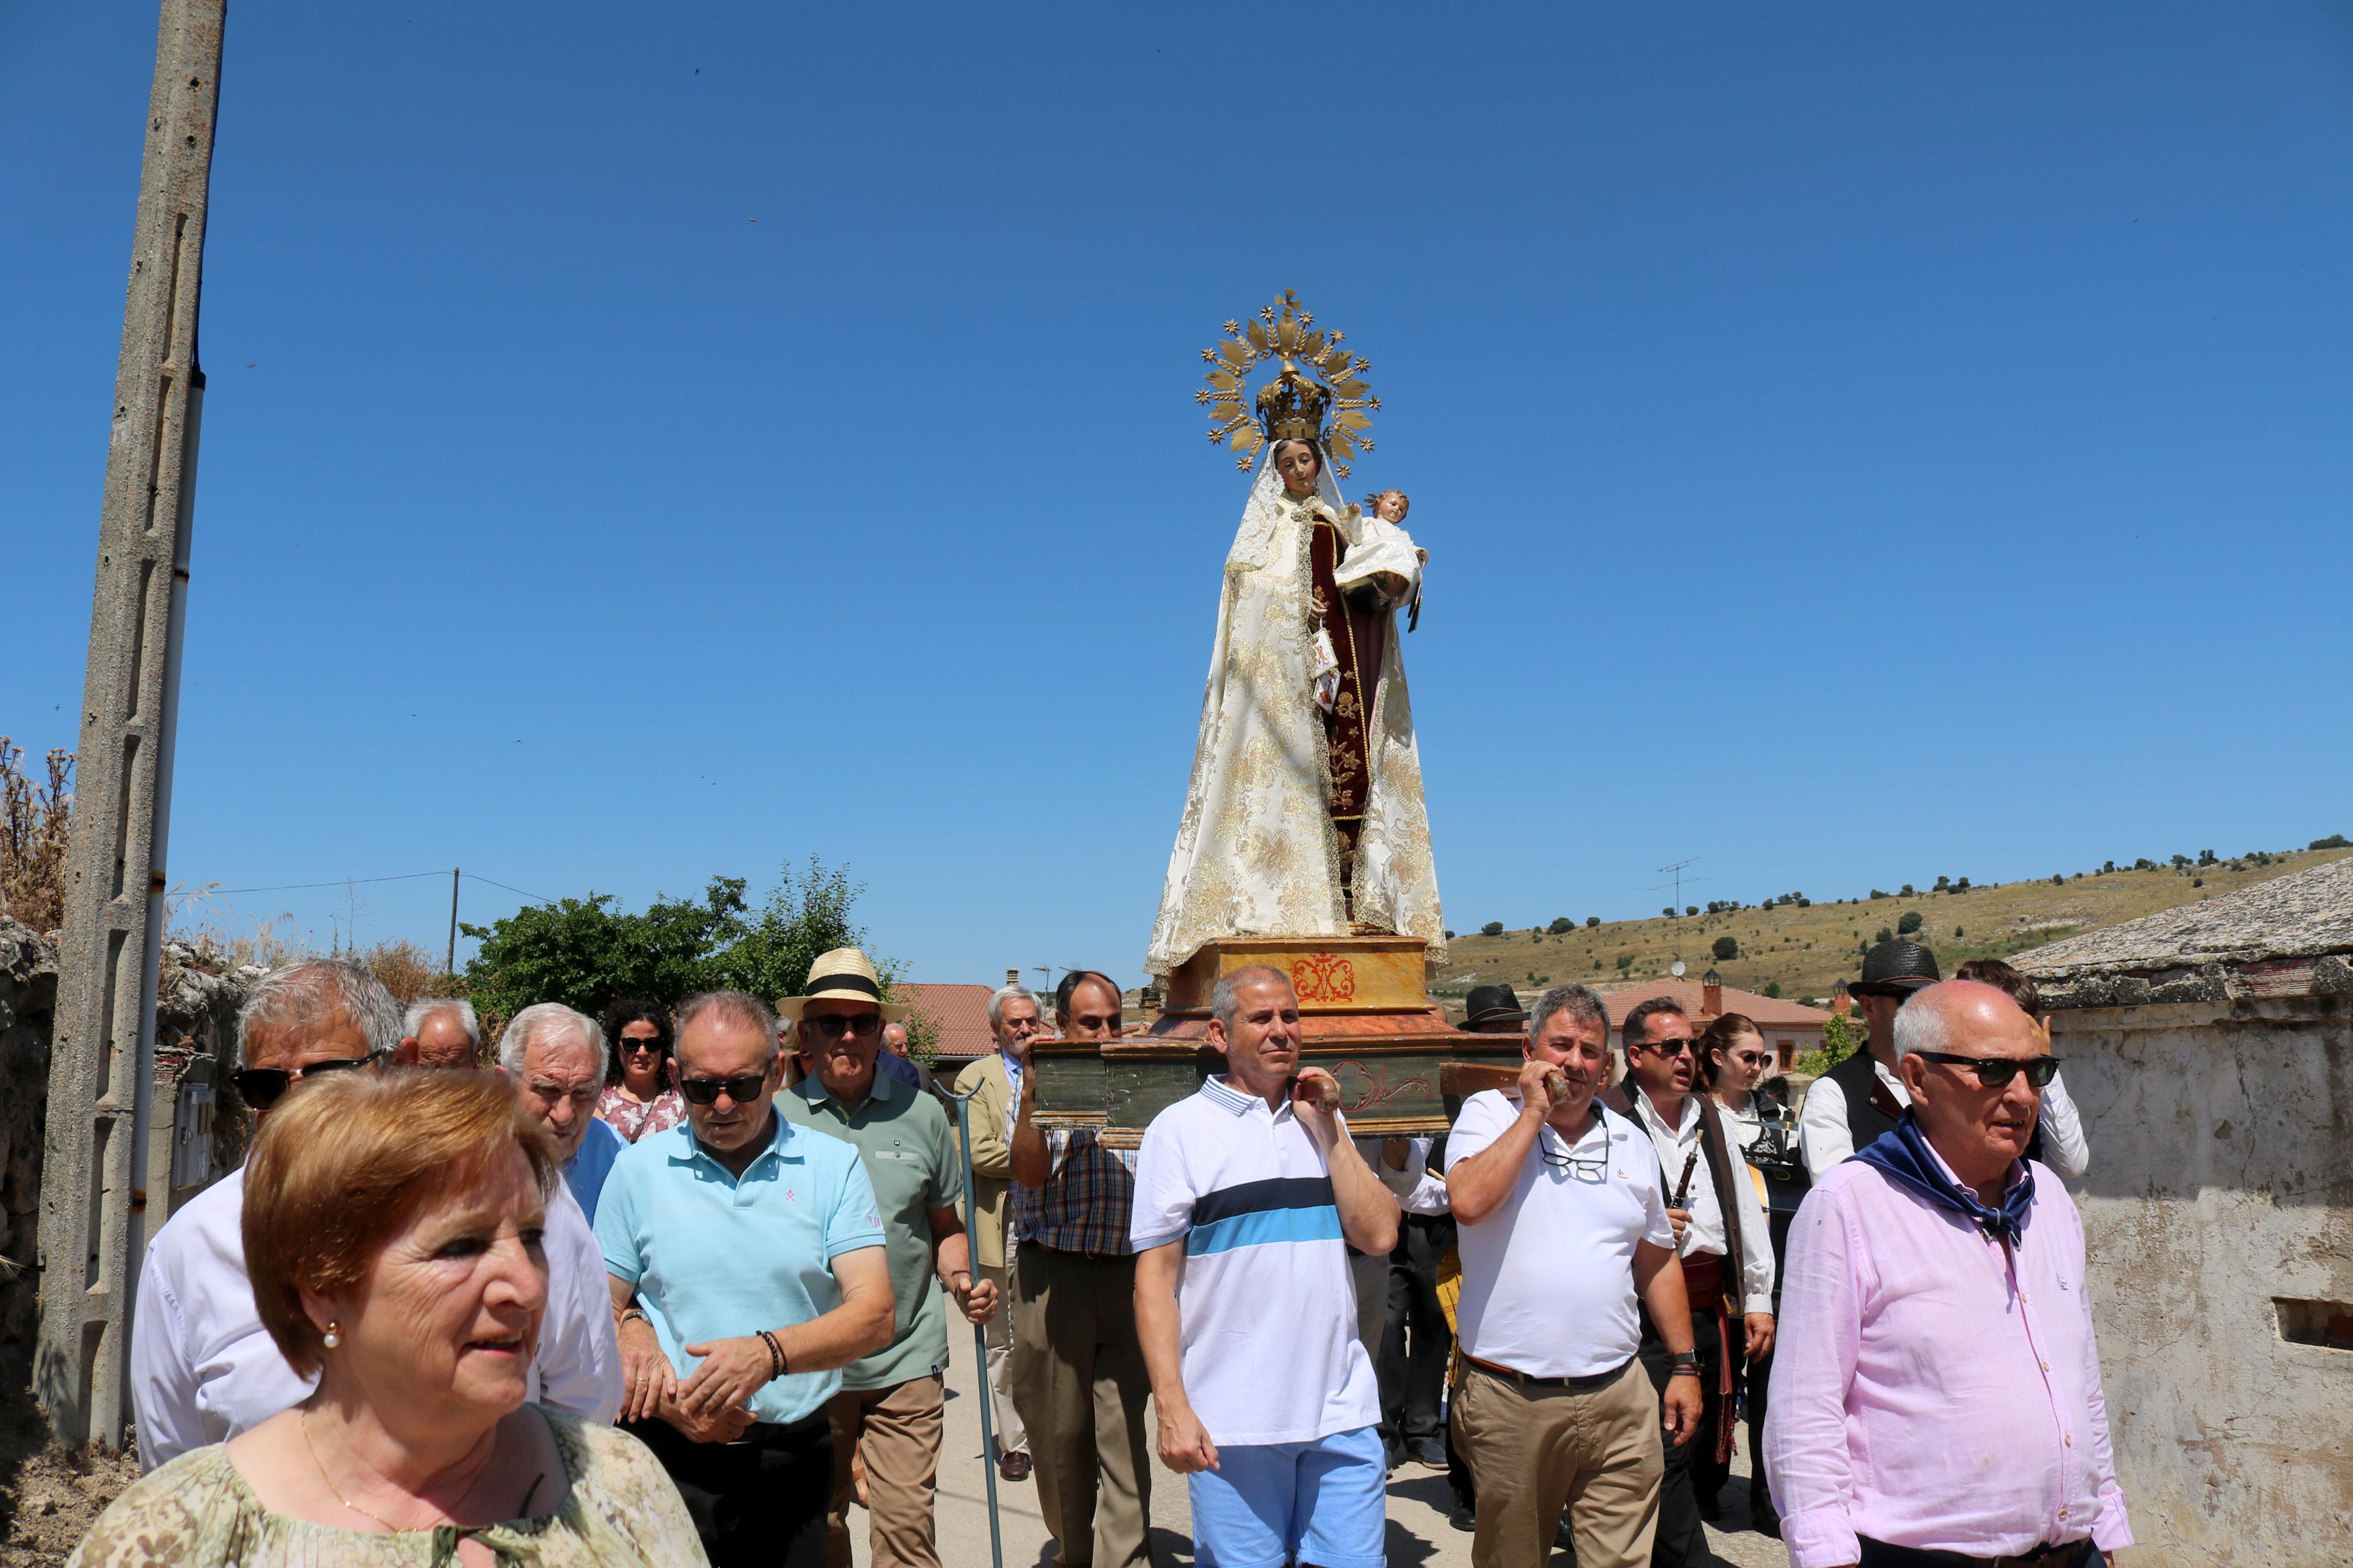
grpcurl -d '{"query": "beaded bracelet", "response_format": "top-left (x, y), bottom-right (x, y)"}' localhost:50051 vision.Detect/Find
top-left (757, 1329), bottom-right (787, 1382)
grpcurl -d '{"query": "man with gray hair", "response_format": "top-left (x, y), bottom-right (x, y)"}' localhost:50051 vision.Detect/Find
top-left (130, 959), bottom-right (623, 1470)
top-left (954, 982), bottom-right (1046, 1480)
top-left (500, 1001), bottom-right (627, 1226)
top-left (599, 987), bottom-right (895, 1566)
top-left (1764, 980), bottom-right (2130, 1568)
top-left (402, 996), bottom-right (481, 1069)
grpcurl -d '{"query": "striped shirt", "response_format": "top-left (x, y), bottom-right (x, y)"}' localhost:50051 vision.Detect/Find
top-left (1130, 1077), bottom-right (1379, 1445)
top-left (1012, 1129), bottom-right (1139, 1257)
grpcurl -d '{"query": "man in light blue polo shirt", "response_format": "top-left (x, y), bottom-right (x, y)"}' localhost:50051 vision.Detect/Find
top-left (598, 989), bottom-right (895, 1568)
top-left (1131, 965), bottom-right (1401, 1568)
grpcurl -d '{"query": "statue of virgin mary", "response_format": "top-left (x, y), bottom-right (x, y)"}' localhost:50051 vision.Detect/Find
top-left (1145, 296), bottom-right (1445, 977)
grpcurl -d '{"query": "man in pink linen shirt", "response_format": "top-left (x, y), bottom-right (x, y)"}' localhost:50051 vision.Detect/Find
top-left (1763, 980), bottom-right (2131, 1568)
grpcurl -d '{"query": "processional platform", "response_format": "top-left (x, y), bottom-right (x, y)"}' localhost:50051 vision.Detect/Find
top-left (1031, 934), bottom-right (1521, 1147)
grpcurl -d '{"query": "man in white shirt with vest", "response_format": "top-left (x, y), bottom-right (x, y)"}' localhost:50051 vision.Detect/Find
top-left (1447, 983), bottom-right (1702, 1568)
top-left (1131, 965), bottom-right (1400, 1568)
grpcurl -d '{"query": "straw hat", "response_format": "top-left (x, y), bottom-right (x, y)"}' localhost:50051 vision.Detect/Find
top-left (777, 947), bottom-right (908, 1022)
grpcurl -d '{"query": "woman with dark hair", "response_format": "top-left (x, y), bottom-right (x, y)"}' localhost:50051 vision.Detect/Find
top-left (595, 1000), bottom-right (683, 1144)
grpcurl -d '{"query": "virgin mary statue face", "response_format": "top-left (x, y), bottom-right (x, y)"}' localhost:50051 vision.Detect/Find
top-left (1274, 440), bottom-right (1321, 497)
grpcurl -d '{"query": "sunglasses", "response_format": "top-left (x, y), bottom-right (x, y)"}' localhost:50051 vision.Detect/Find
top-left (1912, 1051), bottom-right (2062, 1090)
top-left (620, 1038), bottom-right (669, 1056)
top-left (232, 1053), bottom-right (379, 1110)
top-left (807, 1014), bottom-right (882, 1040)
top-left (678, 1072), bottom-right (769, 1106)
top-left (1641, 1038), bottom-right (1697, 1058)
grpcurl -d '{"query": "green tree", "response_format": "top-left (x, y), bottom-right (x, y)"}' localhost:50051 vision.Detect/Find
top-left (702, 857), bottom-right (871, 1004)
top-left (1548, 916), bottom-right (1575, 935)
top-left (1759, 980), bottom-right (1782, 999)
top-left (1797, 1008), bottom-right (1863, 1076)
top-left (1897, 911), bottom-right (1923, 935)
top-left (1712, 936), bottom-right (1739, 962)
top-left (2312, 834), bottom-right (2350, 850)
top-left (1480, 920), bottom-right (1504, 937)
top-left (1585, 916), bottom-right (1600, 929)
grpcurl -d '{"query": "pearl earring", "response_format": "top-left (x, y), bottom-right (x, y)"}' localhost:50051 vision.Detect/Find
top-left (322, 1321), bottom-right (342, 1350)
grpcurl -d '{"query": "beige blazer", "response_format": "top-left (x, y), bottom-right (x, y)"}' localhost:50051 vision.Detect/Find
top-left (953, 1053), bottom-right (1016, 1270)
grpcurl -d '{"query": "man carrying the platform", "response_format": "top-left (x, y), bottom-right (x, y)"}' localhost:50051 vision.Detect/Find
top-left (1131, 965), bottom-right (1400, 1568)
top-left (1446, 983), bottom-right (1702, 1568)
top-left (1602, 997), bottom-right (1775, 1565)
top-left (1801, 941), bottom-right (1940, 1179)
top-left (778, 948), bottom-right (998, 1568)
top-left (1010, 970), bottom-right (1152, 1568)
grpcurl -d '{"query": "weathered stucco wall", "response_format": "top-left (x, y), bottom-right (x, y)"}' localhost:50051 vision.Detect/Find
top-left (2052, 995), bottom-right (2352, 1566)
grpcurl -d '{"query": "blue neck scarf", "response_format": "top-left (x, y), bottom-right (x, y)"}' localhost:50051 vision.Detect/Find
top-left (1849, 1110), bottom-right (2035, 1247)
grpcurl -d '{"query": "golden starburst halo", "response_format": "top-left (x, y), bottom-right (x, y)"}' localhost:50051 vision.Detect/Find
top-left (1194, 289), bottom-right (1379, 477)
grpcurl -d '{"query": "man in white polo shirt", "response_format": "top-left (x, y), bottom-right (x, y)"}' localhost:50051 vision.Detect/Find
top-left (1131, 965), bottom-right (1401, 1568)
top-left (1446, 983), bottom-right (1703, 1568)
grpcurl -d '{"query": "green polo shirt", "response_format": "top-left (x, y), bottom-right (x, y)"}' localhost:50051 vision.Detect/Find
top-left (780, 1069), bottom-right (963, 1391)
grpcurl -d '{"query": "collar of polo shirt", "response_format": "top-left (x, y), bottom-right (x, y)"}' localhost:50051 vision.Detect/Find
top-left (797, 1069), bottom-right (899, 1111)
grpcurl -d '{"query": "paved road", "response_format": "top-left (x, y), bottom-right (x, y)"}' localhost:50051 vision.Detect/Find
top-left (847, 1339), bottom-right (1791, 1568)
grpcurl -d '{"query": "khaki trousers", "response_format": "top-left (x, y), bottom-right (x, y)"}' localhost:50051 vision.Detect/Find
top-left (1453, 1359), bottom-right (1663, 1568)
top-left (826, 1374), bottom-right (945, 1568)
top-left (1010, 1243), bottom-right (1152, 1568)
top-left (977, 1261), bottom-right (1027, 1456)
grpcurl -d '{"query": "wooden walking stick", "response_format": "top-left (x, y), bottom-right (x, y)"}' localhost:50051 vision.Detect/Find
top-left (949, 1086), bottom-right (1008, 1568)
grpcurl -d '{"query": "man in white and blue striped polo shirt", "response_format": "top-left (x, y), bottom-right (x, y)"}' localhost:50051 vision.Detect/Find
top-left (1131, 965), bottom-right (1401, 1568)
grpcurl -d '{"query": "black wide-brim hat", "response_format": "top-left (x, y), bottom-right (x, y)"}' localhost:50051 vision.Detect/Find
top-left (1852, 940), bottom-right (1941, 998)
top-left (1463, 984), bottom-right (1529, 1030)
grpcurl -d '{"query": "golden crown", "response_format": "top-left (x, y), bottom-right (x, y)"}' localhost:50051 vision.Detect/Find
top-left (1195, 290), bottom-right (1379, 477)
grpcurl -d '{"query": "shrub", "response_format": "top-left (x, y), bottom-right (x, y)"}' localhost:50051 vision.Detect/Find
top-left (0, 739), bottom-right (73, 936)
top-left (2132, 857), bottom-right (2155, 871)
top-left (2313, 834), bottom-right (2351, 850)
top-left (1479, 921), bottom-right (1503, 937)
top-left (1954, 927), bottom-right (1965, 938)
top-left (1685, 905), bottom-right (1698, 918)
top-left (1759, 980), bottom-right (1781, 999)
top-left (1869, 888), bottom-right (1889, 900)
top-left (1548, 916), bottom-right (1574, 935)
top-left (1797, 1008), bottom-right (1862, 1076)
top-left (1897, 911), bottom-right (1923, 936)
top-left (1875, 926), bottom-right (1895, 944)
top-left (2052, 873), bottom-right (2064, 886)
top-left (1662, 907), bottom-right (1676, 919)
top-left (1586, 916), bottom-right (1600, 929)
top-left (1712, 936), bottom-right (1740, 962)
top-left (1614, 952), bottom-right (1635, 971)
top-left (1443, 929), bottom-right (1455, 940)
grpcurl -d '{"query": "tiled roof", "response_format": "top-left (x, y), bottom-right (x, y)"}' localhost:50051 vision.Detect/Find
top-left (2014, 855), bottom-right (2353, 980)
top-left (1588, 979), bottom-right (1832, 1030)
top-left (898, 982), bottom-right (997, 1061)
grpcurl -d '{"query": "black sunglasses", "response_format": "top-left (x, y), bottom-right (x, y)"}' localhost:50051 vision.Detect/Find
top-left (232, 1054), bottom-right (379, 1110)
top-left (1912, 1051), bottom-right (2061, 1089)
top-left (807, 1014), bottom-right (883, 1040)
top-left (620, 1037), bottom-right (670, 1055)
top-left (678, 1071), bottom-right (769, 1107)
top-left (1641, 1037), bottom-right (1697, 1057)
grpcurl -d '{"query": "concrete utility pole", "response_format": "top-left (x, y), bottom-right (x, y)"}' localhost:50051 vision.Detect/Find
top-left (37, 0), bottom-right (226, 1450)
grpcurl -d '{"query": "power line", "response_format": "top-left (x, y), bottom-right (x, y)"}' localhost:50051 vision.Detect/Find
top-left (198, 869), bottom-right (553, 905)
top-left (202, 870), bottom-right (448, 895)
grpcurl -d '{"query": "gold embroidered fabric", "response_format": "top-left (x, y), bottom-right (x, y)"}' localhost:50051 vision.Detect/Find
top-left (68, 1410), bottom-right (709, 1568)
top-left (1146, 454), bottom-right (1445, 976)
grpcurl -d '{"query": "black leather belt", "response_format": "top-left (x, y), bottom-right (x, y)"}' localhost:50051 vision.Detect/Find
top-left (1858, 1536), bottom-right (2095, 1568)
top-left (1464, 1353), bottom-right (1633, 1393)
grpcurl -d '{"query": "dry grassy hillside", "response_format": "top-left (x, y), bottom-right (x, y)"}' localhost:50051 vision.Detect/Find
top-left (1435, 844), bottom-right (2353, 1005)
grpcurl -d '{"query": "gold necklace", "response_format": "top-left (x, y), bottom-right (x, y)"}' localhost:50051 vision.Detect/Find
top-left (300, 1411), bottom-right (495, 1534)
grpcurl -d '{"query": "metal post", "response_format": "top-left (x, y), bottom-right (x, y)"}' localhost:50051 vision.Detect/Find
top-left (446, 866), bottom-right (460, 980)
top-left (36, 0), bottom-right (226, 1450)
top-left (949, 1089), bottom-right (1007, 1568)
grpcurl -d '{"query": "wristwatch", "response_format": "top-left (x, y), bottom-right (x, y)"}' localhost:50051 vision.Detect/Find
top-left (1669, 1350), bottom-right (1702, 1378)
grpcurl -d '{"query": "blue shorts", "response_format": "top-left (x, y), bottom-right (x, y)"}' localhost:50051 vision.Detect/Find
top-left (1187, 1423), bottom-right (1386, 1568)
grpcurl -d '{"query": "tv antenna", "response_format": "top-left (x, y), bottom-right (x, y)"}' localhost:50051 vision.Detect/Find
top-left (1650, 856), bottom-right (1704, 910)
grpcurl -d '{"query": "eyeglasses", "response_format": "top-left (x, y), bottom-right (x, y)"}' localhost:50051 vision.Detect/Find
top-left (1538, 1129), bottom-right (1607, 1184)
top-left (807, 1014), bottom-right (882, 1040)
top-left (232, 1054), bottom-right (379, 1110)
top-left (1641, 1038), bottom-right (1697, 1058)
top-left (1911, 1051), bottom-right (2062, 1090)
top-left (678, 1072), bottom-right (769, 1106)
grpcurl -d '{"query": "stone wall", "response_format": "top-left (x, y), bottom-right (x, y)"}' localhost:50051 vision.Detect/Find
top-left (0, 919), bottom-right (246, 1450)
top-left (2050, 994), bottom-right (2353, 1566)
top-left (0, 922), bottom-right (58, 1392)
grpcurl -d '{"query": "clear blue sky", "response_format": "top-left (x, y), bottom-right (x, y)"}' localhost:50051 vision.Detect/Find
top-left (9, 4), bottom-right (2350, 989)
